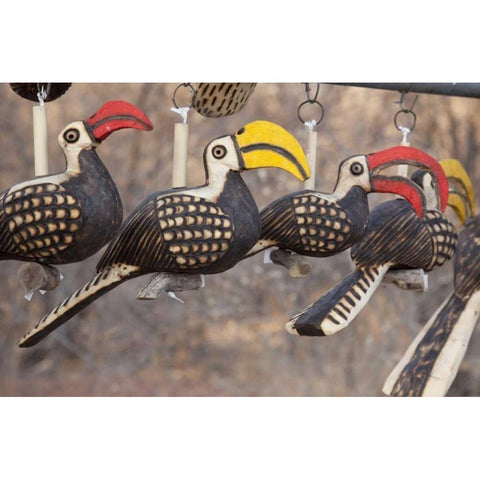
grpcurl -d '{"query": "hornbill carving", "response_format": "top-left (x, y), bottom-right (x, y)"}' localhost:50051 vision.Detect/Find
top-left (384, 159), bottom-right (478, 396)
top-left (286, 163), bottom-right (455, 337)
top-left (18, 121), bottom-right (310, 347)
top-left (246, 146), bottom-right (449, 259)
top-left (0, 100), bottom-right (153, 265)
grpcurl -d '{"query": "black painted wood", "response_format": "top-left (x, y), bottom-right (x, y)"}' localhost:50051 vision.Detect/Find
top-left (10, 83), bottom-right (71, 102)
top-left (97, 171), bottom-right (261, 275)
top-left (256, 186), bottom-right (369, 258)
top-left (289, 198), bottom-right (458, 336)
top-left (0, 148), bottom-right (123, 265)
top-left (389, 215), bottom-right (480, 396)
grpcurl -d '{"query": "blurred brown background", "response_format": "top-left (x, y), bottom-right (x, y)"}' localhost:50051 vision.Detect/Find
top-left (0, 83), bottom-right (479, 396)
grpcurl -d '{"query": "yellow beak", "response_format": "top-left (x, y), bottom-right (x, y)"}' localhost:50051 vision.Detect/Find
top-left (440, 159), bottom-right (475, 224)
top-left (234, 120), bottom-right (310, 181)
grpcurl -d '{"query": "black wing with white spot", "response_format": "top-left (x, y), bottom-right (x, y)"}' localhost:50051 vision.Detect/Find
top-left (260, 192), bottom-right (352, 256)
top-left (0, 183), bottom-right (82, 260)
top-left (97, 193), bottom-right (235, 272)
top-left (424, 210), bottom-right (458, 270)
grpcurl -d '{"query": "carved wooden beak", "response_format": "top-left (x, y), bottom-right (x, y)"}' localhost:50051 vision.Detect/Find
top-left (367, 146), bottom-right (449, 215)
top-left (85, 100), bottom-right (153, 142)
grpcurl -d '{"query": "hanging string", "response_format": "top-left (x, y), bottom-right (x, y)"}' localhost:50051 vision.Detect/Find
top-left (37, 84), bottom-right (48, 106)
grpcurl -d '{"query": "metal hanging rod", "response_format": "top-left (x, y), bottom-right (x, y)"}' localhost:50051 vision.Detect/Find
top-left (328, 83), bottom-right (480, 99)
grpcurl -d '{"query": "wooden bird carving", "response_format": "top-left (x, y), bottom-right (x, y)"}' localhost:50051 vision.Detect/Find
top-left (18, 120), bottom-right (310, 347)
top-left (192, 83), bottom-right (256, 118)
top-left (384, 159), bottom-right (479, 396)
top-left (287, 163), bottom-right (455, 337)
top-left (246, 146), bottom-right (449, 259)
top-left (0, 100), bottom-right (153, 265)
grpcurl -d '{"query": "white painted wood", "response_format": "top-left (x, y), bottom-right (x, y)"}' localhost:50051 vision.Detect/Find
top-left (321, 265), bottom-right (389, 335)
top-left (172, 122), bottom-right (188, 188)
top-left (383, 295), bottom-right (450, 396)
top-left (33, 104), bottom-right (49, 176)
top-left (304, 129), bottom-right (317, 190)
top-left (423, 290), bottom-right (480, 396)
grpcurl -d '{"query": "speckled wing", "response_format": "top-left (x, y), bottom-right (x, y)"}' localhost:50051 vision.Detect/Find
top-left (97, 193), bottom-right (235, 272)
top-left (260, 192), bottom-right (352, 255)
top-left (0, 183), bottom-right (82, 260)
top-left (192, 83), bottom-right (256, 118)
top-left (452, 216), bottom-right (480, 297)
top-left (423, 210), bottom-right (457, 270)
top-left (351, 199), bottom-right (434, 270)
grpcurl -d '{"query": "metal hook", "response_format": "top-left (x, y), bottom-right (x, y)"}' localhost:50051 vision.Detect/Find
top-left (395, 91), bottom-right (419, 113)
top-left (394, 91), bottom-right (419, 136)
top-left (304, 83), bottom-right (320, 103)
top-left (172, 83), bottom-right (197, 109)
top-left (298, 83), bottom-right (324, 127)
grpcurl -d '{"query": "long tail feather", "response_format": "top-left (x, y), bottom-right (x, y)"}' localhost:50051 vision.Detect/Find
top-left (383, 290), bottom-right (480, 396)
top-left (286, 265), bottom-right (388, 336)
top-left (18, 264), bottom-right (140, 348)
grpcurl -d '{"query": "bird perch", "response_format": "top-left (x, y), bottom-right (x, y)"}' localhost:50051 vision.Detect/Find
top-left (383, 269), bottom-right (428, 292)
top-left (17, 263), bottom-right (61, 299)
top-left (136, 272), bottom-right (205, 300)
top-left (269, 249), bottom-right (312, 278)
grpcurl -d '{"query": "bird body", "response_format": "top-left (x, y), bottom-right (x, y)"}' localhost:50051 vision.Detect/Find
top-left (97, 169), bottom-right (261, 276)
top-left (253, 186), bottom-right (369, 257)
top-left (18, 120), bottom-right (311, 347)
top-left (287, 169), bottom-right (456, 337)
top-left (0, 101), bottom-right (153, 266)
top-left (0, 148), bottom-right (122, 264)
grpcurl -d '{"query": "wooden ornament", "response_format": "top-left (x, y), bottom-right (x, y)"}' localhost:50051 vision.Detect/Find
top-left (287, 168), bottom-right (457, 337)
top-left (192, 83), bottom-right (256, 117)
top-left (18, 120), bottom-right (310, 347)
top-left (10, 83), bottom-right (71, 102)
top-left (384, 160), bottom-right (478, 396)
top-left (0, 101), bottom-right (153, 268)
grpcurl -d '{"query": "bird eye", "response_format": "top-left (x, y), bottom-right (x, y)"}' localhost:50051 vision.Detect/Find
top-left (350, 162), bottom-right (364, 175)
top-left (63, 128), bottom-right (80, 143)
top-left (212, 145), bottom-right (227, 159)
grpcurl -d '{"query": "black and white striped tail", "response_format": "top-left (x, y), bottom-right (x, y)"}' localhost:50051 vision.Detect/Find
top-left (286, 265), bottom-right (388, 336)
top-left (18, 264), bottom-right (140, 348)
top-left (383, 290), bottom-right (480, 396)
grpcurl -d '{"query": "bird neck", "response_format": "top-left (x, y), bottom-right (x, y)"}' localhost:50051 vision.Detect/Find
top-left (203, 161), bottom-right (233, 200)
top-left (331, 181), bottom-right (358, 202)
top-left (64, 147), bottom-right (89, 173)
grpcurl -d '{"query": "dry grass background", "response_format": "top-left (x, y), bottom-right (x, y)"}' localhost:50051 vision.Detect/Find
top-left (0, 82), bottom-right (479, 396)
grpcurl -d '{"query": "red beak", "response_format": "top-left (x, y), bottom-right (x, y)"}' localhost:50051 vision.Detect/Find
top-left (367, 146), bottom-right (448, 214)
top-left (85, 100), bottom-right (153, 142)
top-left (371, 175), bottom-right (427, 218)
